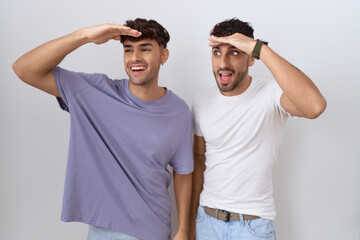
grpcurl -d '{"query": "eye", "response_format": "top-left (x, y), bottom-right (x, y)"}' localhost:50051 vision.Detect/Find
top-left (231, 51), bottom-right (239, 56)
top-left (142, 48), bottom-right (151, 52)
top-left (213, 50), bottom-right (221, 56)
top-left (124, 49), bottom-right (133, 53)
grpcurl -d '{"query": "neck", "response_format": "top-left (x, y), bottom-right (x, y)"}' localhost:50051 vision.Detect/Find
top-left (128, 79), bottom-right (166, 101)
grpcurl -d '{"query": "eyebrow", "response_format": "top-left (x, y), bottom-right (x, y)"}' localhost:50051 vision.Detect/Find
top-left (124, 42), bottom-right (153, 48)
top-left (139, 43), bottom-right (153, 47)
top-left (212, 45), bottom-right (237, 50)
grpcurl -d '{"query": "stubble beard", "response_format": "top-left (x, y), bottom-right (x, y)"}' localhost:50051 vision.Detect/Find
top-left (129, 76), bottom-right (153, 86)
top-left (127, 67), bottom-right (159, 87)
top-left (214, 68), bottom-right (249, 93)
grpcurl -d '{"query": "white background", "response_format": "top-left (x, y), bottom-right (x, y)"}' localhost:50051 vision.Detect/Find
top-left (1, 0), bottom-right (359, 239)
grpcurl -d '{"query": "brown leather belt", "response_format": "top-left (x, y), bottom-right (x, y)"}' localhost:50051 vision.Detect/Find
top-left (203, 206), bottom-right (260, 222)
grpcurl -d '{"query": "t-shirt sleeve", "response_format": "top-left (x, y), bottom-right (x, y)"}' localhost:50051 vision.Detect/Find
top-left (53, 66), bottom-right (94, 112)
top-left (270, 80), bottom-right (292, 121)
top-left (191, 100), bottom-right (203, 137)
top-left (169, 114), bottom-right (194, 174)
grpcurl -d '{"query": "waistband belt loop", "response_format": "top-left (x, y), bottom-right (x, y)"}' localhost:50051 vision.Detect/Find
top-left (240, 213), bottom-right (244, 222)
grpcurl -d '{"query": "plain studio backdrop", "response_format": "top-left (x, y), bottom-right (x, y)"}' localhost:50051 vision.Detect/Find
top-left (1, 0), bottom-right (359, 239)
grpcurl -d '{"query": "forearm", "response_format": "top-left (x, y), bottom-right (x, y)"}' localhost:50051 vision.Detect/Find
top-left (188, 154), bottom-right (205, 239)
top-left (260, 45), bottom-right (326, 117)
top-left (173, 172), bottom-right (192, 233)
top-left (189, 155), bottom-right (205, 220)
top-left (13, 29), bottom-right (89, 81)
top-left (208, 33), bottom-right (326, 118)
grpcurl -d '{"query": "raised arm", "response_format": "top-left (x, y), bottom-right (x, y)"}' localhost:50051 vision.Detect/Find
top-left (188, 135), bottom-right (206, 240)
top-left (208, 34), bottom-right (327, 119)
top-left (12, 24), bottom-right (141, 97)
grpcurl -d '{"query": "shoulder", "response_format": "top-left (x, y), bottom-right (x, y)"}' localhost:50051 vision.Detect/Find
top-left (250, 77), bottom-right (280, 95)
top-left (251, 77), bottom-right (272, 89)
top-left (112, 78), bottom-right (128, 89)
top-left (54, 66), bottom-right (114, 85)
top-left (167, 90), bottom-right (192, 117)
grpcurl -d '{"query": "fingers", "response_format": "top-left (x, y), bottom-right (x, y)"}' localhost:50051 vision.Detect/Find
top-left (120, 27), bottom-right (142, 37)
top-left (106, 24), bottom-right (142, 37)
top-left (208, 35), bottom-right (225, 43)
top-left (208, 35), bottom-right (230, 46)
top-left (208, 41), bottom-right (222, 47)
top-left (208, 34), bottom-right (253, 54)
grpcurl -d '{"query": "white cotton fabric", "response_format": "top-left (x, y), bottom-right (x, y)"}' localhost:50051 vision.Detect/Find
top-left (192, 78), bottom-right (290, 220)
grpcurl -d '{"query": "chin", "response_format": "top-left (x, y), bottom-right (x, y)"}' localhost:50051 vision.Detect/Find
top-left (130, 78), bottom-right (150, 86)
top-left (216, 81), bottom-right (233, 92)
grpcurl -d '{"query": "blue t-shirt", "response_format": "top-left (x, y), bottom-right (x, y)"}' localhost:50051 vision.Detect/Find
top-left (53, 67), bottom-right (194, 240)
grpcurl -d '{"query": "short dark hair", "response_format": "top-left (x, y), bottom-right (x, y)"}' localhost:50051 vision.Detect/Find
top-left (120, 18), bottom-right (170, 48)
top-left (210, 18), bottom-right (254, 39)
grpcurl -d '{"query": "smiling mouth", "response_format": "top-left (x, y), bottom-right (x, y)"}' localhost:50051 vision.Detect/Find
top-left (130, 65), bottom-right (147, 72)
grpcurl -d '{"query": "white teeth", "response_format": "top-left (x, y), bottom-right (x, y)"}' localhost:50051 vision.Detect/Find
top-left (221, 73), bottom-right (231, 76)
top-left (131, 66), bottom-right (146, 71)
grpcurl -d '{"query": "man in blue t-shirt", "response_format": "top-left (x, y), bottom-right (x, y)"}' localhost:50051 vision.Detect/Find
top-left (13, 19), bottom-right (193, 240)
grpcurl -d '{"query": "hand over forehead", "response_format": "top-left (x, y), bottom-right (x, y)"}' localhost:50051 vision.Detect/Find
top-left (208, 33), bottom-right (256, 55)
top-left (208, 35), bottom-right (233, 47)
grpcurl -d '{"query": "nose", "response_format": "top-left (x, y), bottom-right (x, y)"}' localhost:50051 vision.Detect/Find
top-left (131, 49), bottom-right (142, 62)
top-left (219, 55), bottom-right (230, 69)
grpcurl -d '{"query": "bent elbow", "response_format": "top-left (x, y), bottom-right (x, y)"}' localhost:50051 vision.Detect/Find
top-left (12, 61), bottom-right (20, 77)
top-left (12, 60), bottom-right (26, 81)
top-left (12, 60), bottom-right (36, 85)
top-left (306, 98), bottom-right (327, 119)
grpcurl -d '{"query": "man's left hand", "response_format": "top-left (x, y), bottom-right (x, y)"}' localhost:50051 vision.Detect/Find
top-left (208, 33), bottom-right (257, 56)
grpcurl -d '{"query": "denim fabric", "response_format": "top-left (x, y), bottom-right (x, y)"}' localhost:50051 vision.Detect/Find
top-left (196, 206), bottom-right (276, 240)
top-left (87, 225), bottom-right (141, 240)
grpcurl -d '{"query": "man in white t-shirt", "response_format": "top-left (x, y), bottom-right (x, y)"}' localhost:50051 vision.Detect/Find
top-left (189, 18), bottom-right (327, 240)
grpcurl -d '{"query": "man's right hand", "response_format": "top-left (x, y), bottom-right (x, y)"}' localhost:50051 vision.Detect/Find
top-left (81, 23), bottom-right (141, 45)
top-left (12, 23), bottom-right (141, 97)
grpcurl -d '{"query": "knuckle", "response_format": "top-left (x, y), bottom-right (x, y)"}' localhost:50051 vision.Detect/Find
top-left (104, 23), bottom-right (112, 29)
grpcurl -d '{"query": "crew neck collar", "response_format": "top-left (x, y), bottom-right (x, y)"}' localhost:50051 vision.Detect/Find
top-left (216, 77), bottom-right (254, 101)
top-left (124, 79), bottom-right (170, 108)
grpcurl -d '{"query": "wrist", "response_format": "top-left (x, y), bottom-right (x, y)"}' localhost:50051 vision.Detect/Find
top-left (72, 28), bottom-right (92, 45)
top-left (177, 224), bottom-right (189, 233)
top-left (248, 39), bottom-right (257, 55)
top-left (252, 39), bottom-right (268, 60)
top-left (260, 44), bottom-right (270, 59)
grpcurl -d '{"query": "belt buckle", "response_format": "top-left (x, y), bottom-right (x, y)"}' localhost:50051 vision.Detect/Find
top-left (218, 209), bottom-right (230, 222)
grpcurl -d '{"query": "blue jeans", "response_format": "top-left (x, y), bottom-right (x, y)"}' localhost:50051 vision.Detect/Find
top-left (196, 206), bottom-right (276, 240)
top-left (87, 225), bottom-right (141, 240)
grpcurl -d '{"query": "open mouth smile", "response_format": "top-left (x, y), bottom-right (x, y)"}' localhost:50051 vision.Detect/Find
top-left (129, 65), bottom-right (147, 75)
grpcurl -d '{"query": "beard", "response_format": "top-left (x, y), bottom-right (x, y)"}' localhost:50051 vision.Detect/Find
top-left (129, 75), bottom-right (154, 86)
top-left (126, 65), bottom-right (160, 87)
top-left (213, 67), bottom-right (248, 93)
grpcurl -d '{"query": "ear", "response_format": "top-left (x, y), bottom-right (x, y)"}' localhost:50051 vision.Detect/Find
top-left (248, 55), bottom-right (255, 67)
top-left (161, 48), bottom-right (169, 65)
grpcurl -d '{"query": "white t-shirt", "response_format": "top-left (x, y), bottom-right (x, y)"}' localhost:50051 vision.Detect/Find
top-left (192, 78), bottom-right (290, 220)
